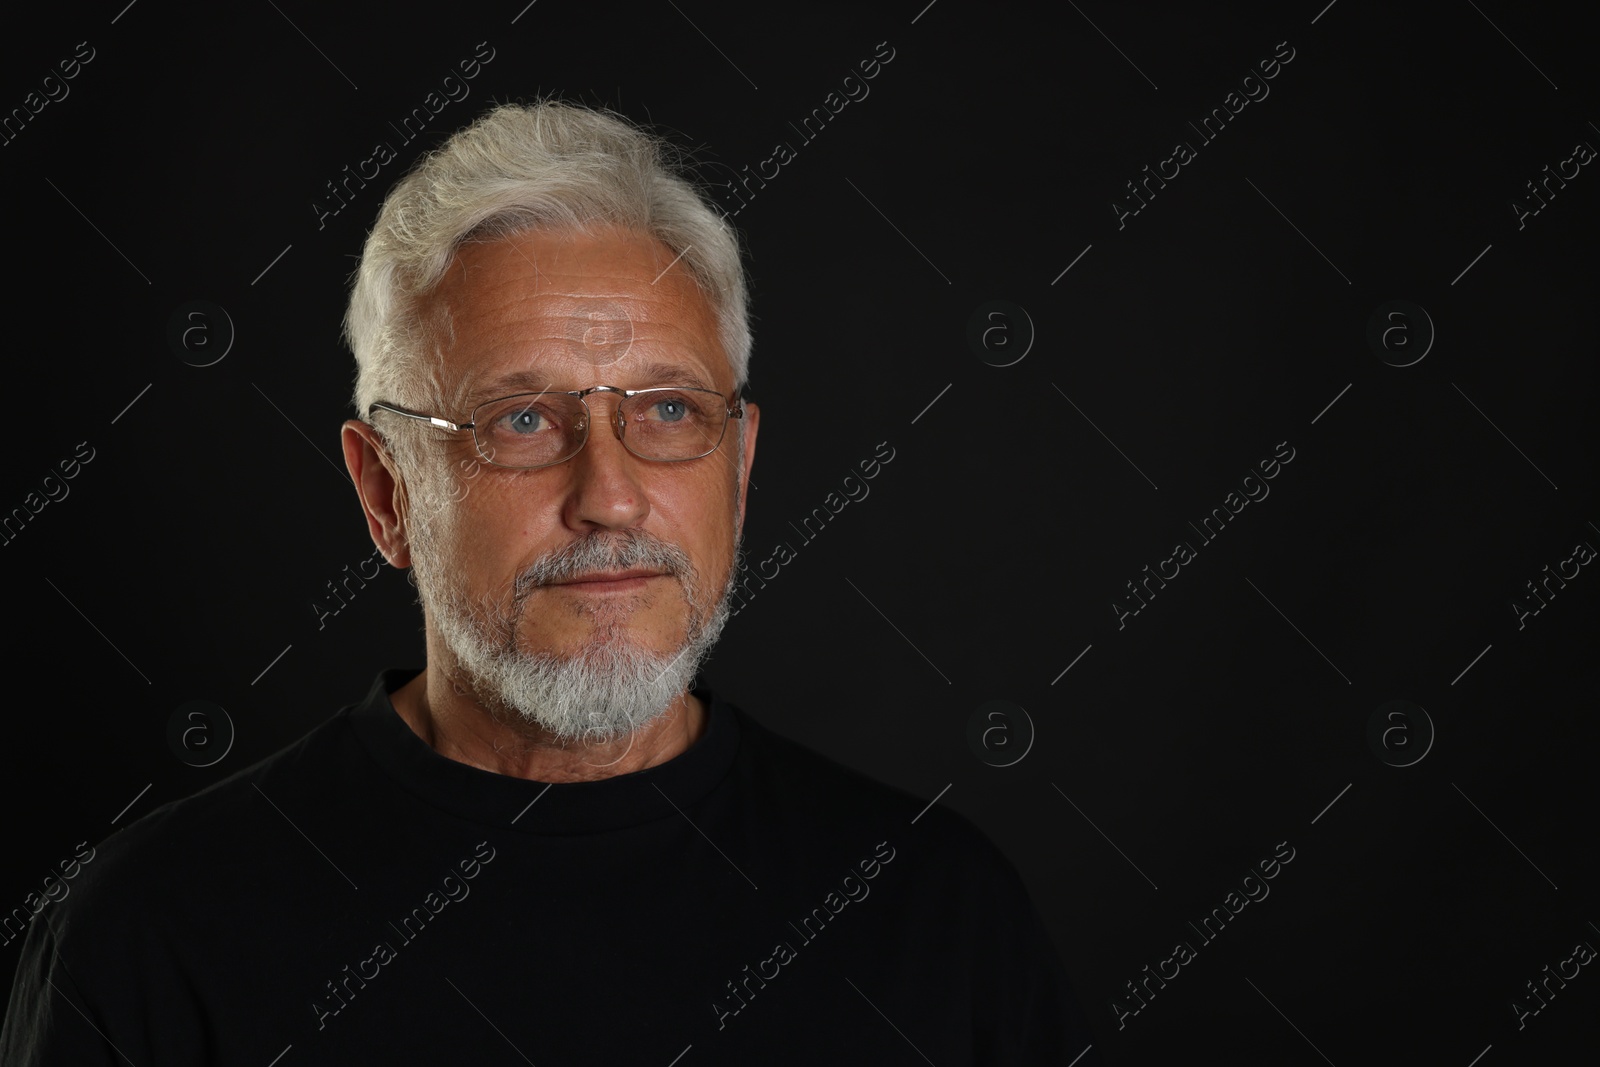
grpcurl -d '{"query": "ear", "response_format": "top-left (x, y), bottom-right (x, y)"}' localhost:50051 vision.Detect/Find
top-left (735, 400), bottom-right (759, 531)
top-left (342, 419), bottom-right (413, 569)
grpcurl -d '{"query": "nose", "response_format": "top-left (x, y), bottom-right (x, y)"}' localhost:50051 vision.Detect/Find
top-left (561, 391), bottom-right (649, 531)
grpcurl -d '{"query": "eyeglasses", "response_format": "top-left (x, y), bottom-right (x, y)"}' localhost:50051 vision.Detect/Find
top-left (368, 385), bottom-right (744, 470)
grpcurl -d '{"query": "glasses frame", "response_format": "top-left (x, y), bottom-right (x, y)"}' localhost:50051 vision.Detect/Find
top-left (367, 384), bottom-right (745, 471)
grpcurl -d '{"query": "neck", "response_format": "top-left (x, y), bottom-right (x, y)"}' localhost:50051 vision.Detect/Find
top-left (388, 664), bottom-right (706, 783)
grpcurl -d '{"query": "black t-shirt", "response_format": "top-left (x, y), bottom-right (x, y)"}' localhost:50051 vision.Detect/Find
top-left (2, 671), bottom-right (1100, 1065)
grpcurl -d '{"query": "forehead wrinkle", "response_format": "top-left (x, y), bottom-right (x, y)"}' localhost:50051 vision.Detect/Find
top-left (431, 230), bottom-right (728, 412)
top-left (454, 291), bottom-right (722, 383)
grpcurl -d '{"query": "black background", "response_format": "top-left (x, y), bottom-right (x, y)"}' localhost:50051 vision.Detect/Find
top-left (2, 1), bottom-right (1596, 1063)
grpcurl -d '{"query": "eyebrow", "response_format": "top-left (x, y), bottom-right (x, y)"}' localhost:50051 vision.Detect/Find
top-left (462, 361), bottom-right (721, 407)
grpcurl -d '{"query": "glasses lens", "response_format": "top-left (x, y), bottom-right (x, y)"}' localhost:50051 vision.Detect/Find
top-left (620, 389), bottom-right (727, 461)
top-left (473, 393), bottom-right (586, 469)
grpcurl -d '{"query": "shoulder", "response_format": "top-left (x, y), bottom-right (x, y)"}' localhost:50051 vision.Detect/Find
top-left (730, 704), bottom-right (923, 820)
top-left (726, 704), bottom-right (1029, 893)
top-left (40, 711), bottom-right (355, 952)
top-left (721, 703), bottom-right (1099, 1056)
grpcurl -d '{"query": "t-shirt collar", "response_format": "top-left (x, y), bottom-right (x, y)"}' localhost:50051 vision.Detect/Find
top-left (347, 668), bottom-right (740, 834)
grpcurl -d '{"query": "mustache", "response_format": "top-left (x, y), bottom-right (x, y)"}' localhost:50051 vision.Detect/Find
top-left (513, 530), bottom-right (695, 598)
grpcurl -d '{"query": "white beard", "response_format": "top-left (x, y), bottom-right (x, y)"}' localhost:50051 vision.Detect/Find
top-left (412, 514), bottom-right (741, 746)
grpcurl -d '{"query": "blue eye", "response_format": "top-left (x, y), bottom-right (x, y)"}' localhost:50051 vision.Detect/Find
top-left (653, 398), bottom-right (688, 422)
top-left (499, 406), bottom-right (549, 435)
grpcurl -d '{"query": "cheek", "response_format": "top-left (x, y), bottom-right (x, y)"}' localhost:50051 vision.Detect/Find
top-left (645, 473), bottom-right (734, 582)
top-left (451, 482), bottom-right (547, 577)
top-left (700, 493), bottom-right (745, 591)
top-left (681, 466), bottom-right (740, 536)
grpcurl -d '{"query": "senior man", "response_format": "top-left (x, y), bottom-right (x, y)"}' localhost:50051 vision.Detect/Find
top-left (2, 101), bottom-right (1099, 1064)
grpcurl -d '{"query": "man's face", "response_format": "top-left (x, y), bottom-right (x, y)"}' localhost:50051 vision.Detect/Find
top-left (396, 226), bottom-right (757, 740)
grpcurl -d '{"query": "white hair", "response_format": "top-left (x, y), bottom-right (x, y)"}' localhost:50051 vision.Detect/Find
top-left (342, 99), bottom-right (752, 421)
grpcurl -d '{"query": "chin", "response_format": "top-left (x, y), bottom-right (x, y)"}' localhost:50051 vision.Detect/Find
top-left (438, 609), bottom-right (701, 745)
top-left (421, 546), bottom-right (736, 744)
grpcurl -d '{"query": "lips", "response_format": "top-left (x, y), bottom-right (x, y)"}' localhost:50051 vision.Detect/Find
top-left (548, 569), bottom-right (667, 586)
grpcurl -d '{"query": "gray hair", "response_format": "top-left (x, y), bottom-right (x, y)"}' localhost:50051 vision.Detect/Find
top-left (343, 100), bottom-right (752, 422)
